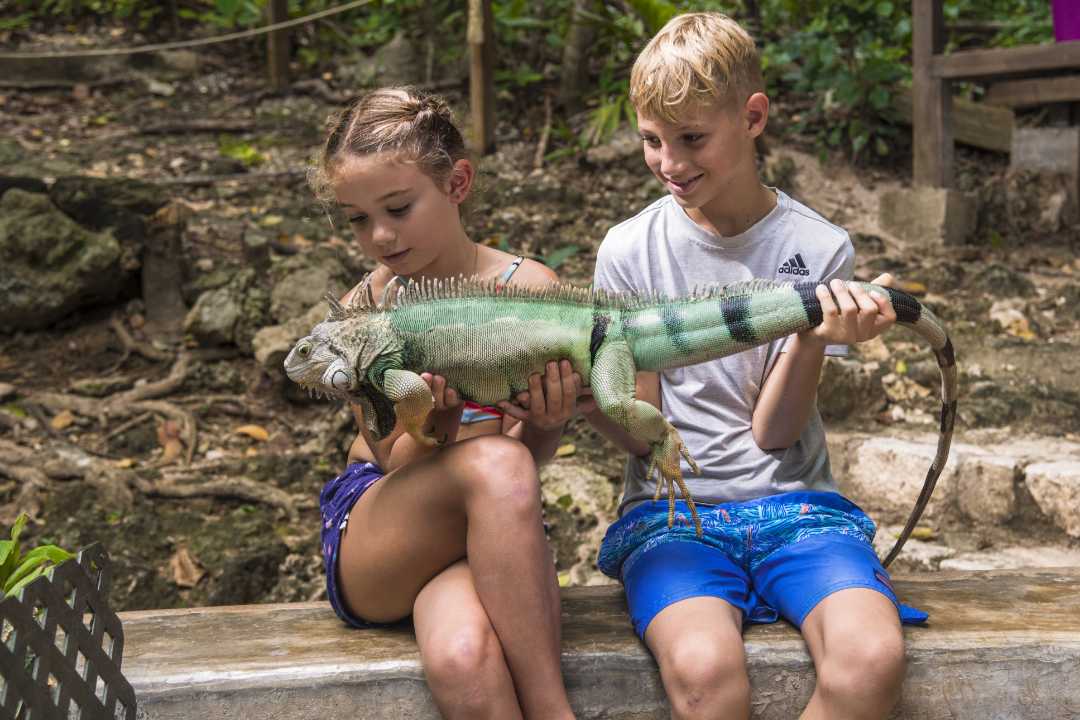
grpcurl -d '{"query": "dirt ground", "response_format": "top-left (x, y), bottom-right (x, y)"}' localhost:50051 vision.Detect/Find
top-left (1, 44), bottom-right (1079, 612)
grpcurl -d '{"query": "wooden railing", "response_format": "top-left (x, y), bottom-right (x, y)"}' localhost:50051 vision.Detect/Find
top-left (912, 0), bottom-right (1080, 187)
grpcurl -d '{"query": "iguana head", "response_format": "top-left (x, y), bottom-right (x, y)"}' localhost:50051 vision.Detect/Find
top-left (283, 289), bottom-right (397, 401)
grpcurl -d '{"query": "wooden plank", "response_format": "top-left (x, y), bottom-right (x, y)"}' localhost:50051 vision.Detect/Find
top-left (933, 40), bottom-right (1080, 80)
top-left (912, 0), bottom-right (952, 186)
top-left (984, 74), bottom-right (1080, 107)
top-left (266, 0), bottom-right (290, 91)
top-left (894, 87), bottom-right (1014, 153)
top-left (467, 0), bottom-right (496, 155)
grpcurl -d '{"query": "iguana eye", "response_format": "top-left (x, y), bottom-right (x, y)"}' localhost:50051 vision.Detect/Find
top-left (298, 343), bottom-right (311, 358)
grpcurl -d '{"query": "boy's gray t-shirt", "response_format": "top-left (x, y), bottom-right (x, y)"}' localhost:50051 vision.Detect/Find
top-left (594, 190), bottom-right (855, 515)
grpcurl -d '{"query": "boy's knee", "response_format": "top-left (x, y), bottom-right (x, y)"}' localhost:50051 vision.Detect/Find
top-left (818, 631), bottom-right (906, 702)
top-left (661, 637), bottom-right (749, 718)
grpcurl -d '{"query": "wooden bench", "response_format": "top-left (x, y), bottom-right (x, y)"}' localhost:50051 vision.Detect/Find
top-left (121, 568), bottom-right (1080, 719)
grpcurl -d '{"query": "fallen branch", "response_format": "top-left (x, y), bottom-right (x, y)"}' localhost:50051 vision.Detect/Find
top-left (97, 118), bottom-right (256, 142)
top-left (149, 169), bottom-right (307, 187)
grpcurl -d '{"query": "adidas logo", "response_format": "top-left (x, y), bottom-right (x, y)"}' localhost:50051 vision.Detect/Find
top-left (778, 253), bottom-right (810, 276)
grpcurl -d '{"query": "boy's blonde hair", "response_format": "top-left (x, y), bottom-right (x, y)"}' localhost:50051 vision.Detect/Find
top-left (629, 12), bottom-right (763, 122)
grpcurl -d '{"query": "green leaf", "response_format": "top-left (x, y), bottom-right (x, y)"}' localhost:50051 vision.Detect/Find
top-left (4, 566), bottom-right (45, 598)
top-left (19, 545), bottom-right (74, 566)
top-left (10, 513), bottom-right (27, 543)
top-left (4, 555), bottom-right (49, 595)
top-left (542, 245), bottom-right (580, 270)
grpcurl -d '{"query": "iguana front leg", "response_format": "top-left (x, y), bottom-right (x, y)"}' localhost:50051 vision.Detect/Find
top-left (382, 368), bottom-right (439, 446)
top-left (590, 340), bottom-right (702, 536)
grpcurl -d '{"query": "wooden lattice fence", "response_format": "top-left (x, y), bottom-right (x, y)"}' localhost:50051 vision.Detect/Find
top-left (0, 544), bottom-right (136, 720)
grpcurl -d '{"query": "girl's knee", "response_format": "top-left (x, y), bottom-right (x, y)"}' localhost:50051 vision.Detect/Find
top-left (422, 619), bottom-right (504, 688)
top-left (451, 436), bottom-right (539, 513)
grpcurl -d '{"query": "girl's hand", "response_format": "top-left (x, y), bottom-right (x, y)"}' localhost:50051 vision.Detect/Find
top-left (420, 372), bottom-right (464, 445)
top-left (799, 273), bottom-right (897, 348)
top-left (499, 360), bottom-right (593, 432)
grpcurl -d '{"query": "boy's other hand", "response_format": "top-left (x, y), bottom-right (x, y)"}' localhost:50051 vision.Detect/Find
top-left (801, 274), bottom-right (897, 347)
top-left (499, 360), bottom-right (594, 431)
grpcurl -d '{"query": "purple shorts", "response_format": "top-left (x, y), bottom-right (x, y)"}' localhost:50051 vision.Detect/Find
top-left (320, 461), bottom-right (385, 628)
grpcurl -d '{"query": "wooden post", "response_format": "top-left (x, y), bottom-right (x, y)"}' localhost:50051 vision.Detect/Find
top-left (468, 0), bottom-right (496, 154)
top-left (267, 0), bottom-right (290, 91)
top-left (912, 0), bottom-right (951, 186)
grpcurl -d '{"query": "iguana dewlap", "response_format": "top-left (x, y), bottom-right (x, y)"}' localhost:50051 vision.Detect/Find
top-left (284, 277), bottom-right (957, 567)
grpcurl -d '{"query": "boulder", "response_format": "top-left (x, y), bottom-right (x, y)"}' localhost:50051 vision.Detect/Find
top-left (1024, 460), bottom-right (1080, 538)
top-left (0, 189), bottom-right (128, 331)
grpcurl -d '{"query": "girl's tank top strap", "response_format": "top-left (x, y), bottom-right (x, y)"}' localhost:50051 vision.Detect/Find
top-left (497, 255), bottom-right (525, 285)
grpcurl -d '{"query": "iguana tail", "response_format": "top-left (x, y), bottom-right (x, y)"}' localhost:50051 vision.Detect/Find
top-left (624, 279), bottom-right (957, 566)
top-left (848, 283), bottom-right (958, 568)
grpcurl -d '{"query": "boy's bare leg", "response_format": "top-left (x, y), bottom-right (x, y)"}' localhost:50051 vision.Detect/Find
top-left (644, 596), bottom-right (750, 720)
top-left (339, 434), bottom-right (572, 720)
top-left (414, 560), bottom-right (523, 720)
top-left (799, 588), bottom-right (906, 720)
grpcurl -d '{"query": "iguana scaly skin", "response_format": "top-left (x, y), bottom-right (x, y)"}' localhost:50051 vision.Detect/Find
top-left (284, 276), bottom-right (958, 566)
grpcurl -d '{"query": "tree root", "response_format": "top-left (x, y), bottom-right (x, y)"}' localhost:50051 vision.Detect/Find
top-left (134, 474), bottom-right (309, 523)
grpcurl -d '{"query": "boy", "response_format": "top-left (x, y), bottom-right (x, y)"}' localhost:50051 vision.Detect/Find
top-left (585, 12), bottom-right (926, 720)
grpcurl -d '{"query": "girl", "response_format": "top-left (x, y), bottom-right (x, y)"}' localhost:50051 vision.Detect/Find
top-left (309, 86), bottom-right (580, 720)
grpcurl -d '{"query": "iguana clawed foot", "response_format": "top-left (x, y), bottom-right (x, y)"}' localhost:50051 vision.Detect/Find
top-left (647, 429), bottom-right (703, 536)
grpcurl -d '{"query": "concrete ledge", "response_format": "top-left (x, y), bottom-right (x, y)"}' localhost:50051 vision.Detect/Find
top-left (123, 569), bottom-right (1080, 719)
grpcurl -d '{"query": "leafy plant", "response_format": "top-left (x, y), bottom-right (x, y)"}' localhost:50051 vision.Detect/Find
top-left (218, 135), bottom-right (266, 167)
top-left (0, 513), bottom-right (75, 599)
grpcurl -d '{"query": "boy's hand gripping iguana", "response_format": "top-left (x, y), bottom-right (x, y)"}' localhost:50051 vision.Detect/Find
top-left (284, 276), bottom-right (957, 567)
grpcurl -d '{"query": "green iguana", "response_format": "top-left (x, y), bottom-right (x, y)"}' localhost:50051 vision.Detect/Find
top-left (284, 276), bottom-right (957, 567)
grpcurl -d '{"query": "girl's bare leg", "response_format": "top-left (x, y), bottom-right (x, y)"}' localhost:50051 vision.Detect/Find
top-left (414, 559), bottom-right (523, 720)
top-left (338, 434), bottom-right (572, 720)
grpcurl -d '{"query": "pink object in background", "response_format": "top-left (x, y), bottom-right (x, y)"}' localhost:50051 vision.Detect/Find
top-left (1053, 0), bottom-right (1080, 42)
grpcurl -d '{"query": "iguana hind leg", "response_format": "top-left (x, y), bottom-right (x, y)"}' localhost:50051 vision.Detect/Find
top-left (382, 368), bottom-right (438, 446)
top-left (590, 340), bottom-right (702, 536)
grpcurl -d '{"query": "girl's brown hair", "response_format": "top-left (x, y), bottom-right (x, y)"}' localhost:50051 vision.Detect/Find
top-left (309, 86), bottom-right (468, 206)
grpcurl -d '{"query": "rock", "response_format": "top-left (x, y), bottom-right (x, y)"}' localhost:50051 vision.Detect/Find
top-left (939, 546), bottom-right (1080, 571)
top-left (184, 269), bottom-right (270, 351)
top-left (968, 263), bottom-right (1035, 297)
top-left (954, 452), bottom-right (1017, 525)
top-left (49, 176), bottom-right (167, 235)
top-left (252, 302), bottom-right (328, 377)
top-left (0, 383), bottom-right (14, 402)
top-left (584, 129), bottom-right (642, 168)
top-left (878, 186), bottom-right (978, 246)
top-left (539, 460), bottom-right (620, 587)
top-left (0, 189), bottom-right (129, 331)
top-left (817, 357), bottom-right (886, 421)
top-left (184, 287), bottom-right (241, 347)
top-left (338, 31), bottom-right (425, 88)
top-left (1024, 460), bottom-right (1080, 538)
top-left (872, 527), bottom-right (956, 571)
top-left (270, 250), bottom-right (352, 323)
top-left (839, 436), bottom-right (962, 519)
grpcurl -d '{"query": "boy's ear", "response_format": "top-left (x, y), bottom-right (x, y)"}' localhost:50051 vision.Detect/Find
top-left (446, 159), bottom-right (474, 204)
top-left (744, 92), bottom-right (769, 138)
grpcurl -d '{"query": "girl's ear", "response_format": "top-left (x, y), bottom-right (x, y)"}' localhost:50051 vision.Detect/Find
top-left (446, 158), bottom-right (475, 204)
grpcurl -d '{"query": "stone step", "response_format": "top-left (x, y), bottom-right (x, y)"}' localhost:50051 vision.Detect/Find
top-left (122, 569), bottom-right (1080, 719)
top-left (829, 431), bottom-right (1080, 537)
